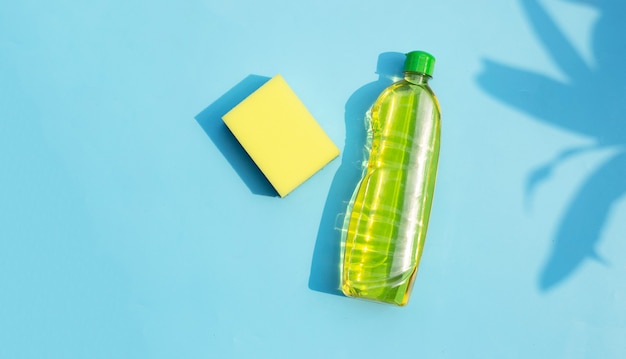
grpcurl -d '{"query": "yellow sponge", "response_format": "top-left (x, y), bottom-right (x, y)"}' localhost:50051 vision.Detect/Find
top-left (222, 75), bottom-right (340, 197)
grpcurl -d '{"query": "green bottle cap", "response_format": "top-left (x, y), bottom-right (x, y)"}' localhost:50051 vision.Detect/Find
top-left (404, 51), bottom-right (435, 77)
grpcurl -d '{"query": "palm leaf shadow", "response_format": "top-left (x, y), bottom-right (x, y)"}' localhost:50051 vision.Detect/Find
top-left (477, 0), bottom-right (626, 291)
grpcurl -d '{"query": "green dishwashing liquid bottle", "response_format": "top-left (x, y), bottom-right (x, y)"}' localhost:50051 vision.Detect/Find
top-left (341, 51), bottom-right (441, 306)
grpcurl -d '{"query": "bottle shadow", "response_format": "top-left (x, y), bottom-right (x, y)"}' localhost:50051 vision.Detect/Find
top-left (476, 0), bottom-right (626, 291)
top-left (195, 75), bottom-right (278, 197)
top-left (308, 52), bottom-right (405, 295)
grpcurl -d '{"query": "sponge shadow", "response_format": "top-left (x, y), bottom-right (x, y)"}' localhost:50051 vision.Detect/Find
top-left (195, 75), bottom-right (278, 197)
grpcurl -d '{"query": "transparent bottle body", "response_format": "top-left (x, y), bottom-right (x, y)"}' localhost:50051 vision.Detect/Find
top-left (341, 73), bottom-right (441, 306)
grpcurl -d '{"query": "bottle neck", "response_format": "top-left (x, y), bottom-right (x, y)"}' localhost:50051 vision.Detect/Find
top-left (404, 71), bottom-right (430, 85)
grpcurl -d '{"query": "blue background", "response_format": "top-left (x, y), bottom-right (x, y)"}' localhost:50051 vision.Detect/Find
top-left (1, 0), bottom-right (625, 358)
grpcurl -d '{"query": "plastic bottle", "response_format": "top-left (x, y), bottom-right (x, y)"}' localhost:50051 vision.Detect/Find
top-left (341, 51), bottom-right (441, 306)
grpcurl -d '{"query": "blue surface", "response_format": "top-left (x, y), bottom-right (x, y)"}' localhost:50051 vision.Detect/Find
top-left (1, 0), bottom-right (625, 358)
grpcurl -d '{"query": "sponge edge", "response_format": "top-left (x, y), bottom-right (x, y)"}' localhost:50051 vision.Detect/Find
top-left (222, 74), bottom-right (340, 197)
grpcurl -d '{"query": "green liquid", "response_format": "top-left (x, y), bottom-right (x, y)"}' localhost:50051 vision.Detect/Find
top-left (341, 73), bottom-right (441, 306)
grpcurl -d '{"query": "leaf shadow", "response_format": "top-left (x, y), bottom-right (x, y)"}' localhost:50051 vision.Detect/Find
top-left (476, 0), bottom-right (626, 291)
